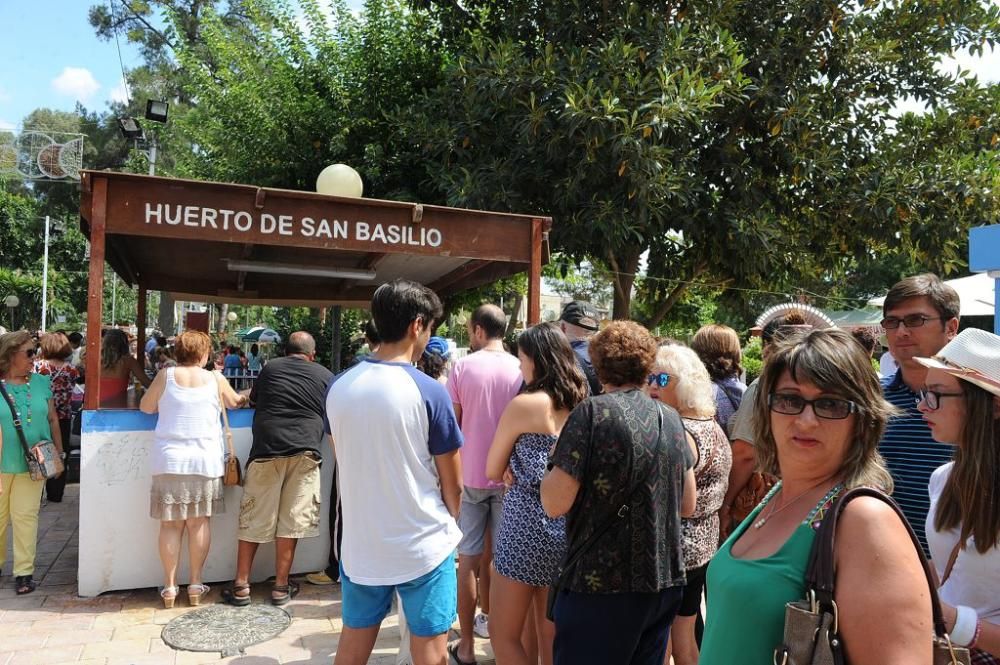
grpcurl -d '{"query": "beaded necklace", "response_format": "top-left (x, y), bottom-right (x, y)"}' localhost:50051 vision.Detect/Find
top-left (0, 376), bottom-right (33, 425)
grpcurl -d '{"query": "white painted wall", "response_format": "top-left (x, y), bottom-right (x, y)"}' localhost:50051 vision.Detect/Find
top-left (78, 411), bottom-right (332, 597)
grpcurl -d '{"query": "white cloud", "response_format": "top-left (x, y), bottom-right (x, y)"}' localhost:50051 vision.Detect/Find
top-left (0, 119), bottom-right (15, 130)
top-left (51, 67), bottom-right (101, 102)
top-left (109, 78), bottom-right (130, 104)
top-left (0, 86), bottom-right (11, 103)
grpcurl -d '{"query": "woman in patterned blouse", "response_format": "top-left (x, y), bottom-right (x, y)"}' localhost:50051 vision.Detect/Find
top-left (541, 321), bottom-right (696, 665)
top-left (33, 332), bottom-right (79, 503)
top-left (647, 344), bottom-right (732, 665)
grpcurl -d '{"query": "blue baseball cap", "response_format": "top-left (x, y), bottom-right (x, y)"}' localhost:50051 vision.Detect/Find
top-left (423, 336), bottom-right (450, 359)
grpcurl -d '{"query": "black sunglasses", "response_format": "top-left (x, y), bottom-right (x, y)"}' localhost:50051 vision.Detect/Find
top-left (647, 372), bottom-right (670, 388)
top-left (21, 347), bottom-right (37, 358)
top-left (769, 393), bottom-right (857, 420)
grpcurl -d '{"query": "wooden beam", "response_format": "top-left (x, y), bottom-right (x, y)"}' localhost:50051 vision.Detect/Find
top-left (236, 243), bottom-right (253, 292)
top-left (360, 252), bottom-right (388, 270)
top-left (136, 281), bottom-right (147, 366)
top-left (84, 176), bottom-right (107, 410)
top-left (528, 218), bottom-right (543, 325)
top-left (429, 260), bottom-right (492, 294)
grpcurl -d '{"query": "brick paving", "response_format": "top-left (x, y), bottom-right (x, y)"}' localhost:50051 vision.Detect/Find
top-left (1, 486), bottom-right (496, 664)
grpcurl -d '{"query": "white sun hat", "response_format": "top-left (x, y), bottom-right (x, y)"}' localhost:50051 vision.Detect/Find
top-left (914, 328), bottom-right (1000, 397)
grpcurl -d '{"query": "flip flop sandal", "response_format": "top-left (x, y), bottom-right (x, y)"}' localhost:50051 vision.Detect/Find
top-left (448, 643), bottom-right (477, 665)
top-left (221, 582), bottom-right (251, 607)
top-left (15, 576), bottom-right (36, 596)
top-left (271, 580), bottom-right (300, 606)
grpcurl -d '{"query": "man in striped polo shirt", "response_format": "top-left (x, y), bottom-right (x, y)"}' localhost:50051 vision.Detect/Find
top-left (878, 273), bottom-right (960, 557)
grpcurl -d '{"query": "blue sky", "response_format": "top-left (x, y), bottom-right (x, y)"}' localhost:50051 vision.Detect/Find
top-left (1, 0), bottom-right (997, 131)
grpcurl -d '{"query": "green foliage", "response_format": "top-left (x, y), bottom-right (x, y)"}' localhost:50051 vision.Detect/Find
top-left (742, 336), bottom-right (763, 384)
top-left (403, 0), bottom-right (1000, 321)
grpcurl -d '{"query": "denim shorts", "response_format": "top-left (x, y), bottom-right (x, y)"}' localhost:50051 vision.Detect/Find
top-left (340, 553), bottom-right (457, 637)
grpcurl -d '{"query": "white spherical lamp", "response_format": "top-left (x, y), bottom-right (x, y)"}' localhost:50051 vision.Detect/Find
top-left (227, 311), bottom-right (238, 322)
top-left (316, 164), bottom-right (363, 198)
top-left (4, 295), bottom-right (19, 308)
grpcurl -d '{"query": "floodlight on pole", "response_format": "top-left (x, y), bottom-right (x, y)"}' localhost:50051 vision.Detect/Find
top-left (117, 117), bottom-right (144, 140)
top-left (224, 259), bottom-right (377, 281)
top-left (145, 100), bottom-right (169, 123)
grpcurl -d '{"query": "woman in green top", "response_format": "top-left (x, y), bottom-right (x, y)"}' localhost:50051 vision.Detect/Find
top-left (0, 331), bottom-right (64, 595)
top-left (700, 328), bottom-right (933, 664)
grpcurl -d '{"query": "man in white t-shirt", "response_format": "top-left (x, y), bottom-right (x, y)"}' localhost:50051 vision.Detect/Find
top-left (447, 304), bottom-right (523, 663)
top-left (326, 279), bottom-right (463, 665)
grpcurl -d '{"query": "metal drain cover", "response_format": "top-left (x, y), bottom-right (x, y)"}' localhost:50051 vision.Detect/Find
top-left (161, 603), bottom-right (292, 657)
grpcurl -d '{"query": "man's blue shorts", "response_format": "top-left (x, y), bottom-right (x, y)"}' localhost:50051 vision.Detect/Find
top-left (340, 553), bottom-right (457, 637)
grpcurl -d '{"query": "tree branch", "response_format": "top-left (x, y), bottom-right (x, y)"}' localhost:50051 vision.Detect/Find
top-left (645, 261), bottom-right (710, 329)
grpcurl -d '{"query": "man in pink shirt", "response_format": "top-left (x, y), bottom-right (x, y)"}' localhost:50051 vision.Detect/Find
top-left (447, 304), bottom-right (523, 664)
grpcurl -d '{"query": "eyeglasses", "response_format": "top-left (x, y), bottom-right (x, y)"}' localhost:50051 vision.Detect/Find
top-left (647, 372), bottom-right (670, 388)
top-left (917, 389), bottom-right (964, 411)
top-left (769, 393), bottom-right (857, 420)
top-left (881, 314), bottom-right (942, 330)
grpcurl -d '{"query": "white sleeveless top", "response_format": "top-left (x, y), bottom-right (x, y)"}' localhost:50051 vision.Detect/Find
top-left (927, 462), bottom-right (1000, 625)
top-left (151, 367), bottom-right (225, 478)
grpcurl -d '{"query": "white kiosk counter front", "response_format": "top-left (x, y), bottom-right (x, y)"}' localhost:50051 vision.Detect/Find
top-left (78, 408), bottom-right (333, 597)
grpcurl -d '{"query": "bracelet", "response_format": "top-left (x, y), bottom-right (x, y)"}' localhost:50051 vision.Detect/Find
top-left (970, 619), bottom-right (982, 650)
top-left (951, 605), bottom-right (978, 647)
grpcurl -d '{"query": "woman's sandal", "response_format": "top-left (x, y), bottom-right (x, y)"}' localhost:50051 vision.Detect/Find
top-left (14, 575), bottom-right (36, 596)
top-left (271, 580), bottom-right (300, 606)
top-left (187, 583), bottom-right (210, 607)
top-left (221, 582), bottom-right (251, 607)
top-left (160, 585), bottom-right (179, 609)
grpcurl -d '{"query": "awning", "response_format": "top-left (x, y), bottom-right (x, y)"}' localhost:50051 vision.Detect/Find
top-left (867, 273), bottom-right (995, 317)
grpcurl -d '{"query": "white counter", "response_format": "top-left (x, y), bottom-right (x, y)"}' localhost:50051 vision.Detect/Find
top-left (78, 409), bottom-right (332, 597)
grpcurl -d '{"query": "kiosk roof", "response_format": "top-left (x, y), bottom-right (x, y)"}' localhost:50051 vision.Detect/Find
top-left (80, 171), bottom-right (551, 308)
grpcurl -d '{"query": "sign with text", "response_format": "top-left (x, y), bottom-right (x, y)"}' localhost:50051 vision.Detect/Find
top-left (96, 174), bottom-right (537, 263)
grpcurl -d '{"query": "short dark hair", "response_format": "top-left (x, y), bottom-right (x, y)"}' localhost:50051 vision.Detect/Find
top-left (470, 304), bottom-right (507, 340)
top-left (286, 331), bottom-right (317, 355)
top-left (883, 273), bottom-right (960, 322)
top-left (850, 328), bottom-right (878, 355)
top-left (588, 321), bottom-right (658, 387)
top-left (371, 280), bottom-right (443, 344)
top-left (761, 318), bottom-right (783, 345)
top-left (67, 332), bottom-right (83, 346)
top-left (364, 320), bottom-right (381, 346)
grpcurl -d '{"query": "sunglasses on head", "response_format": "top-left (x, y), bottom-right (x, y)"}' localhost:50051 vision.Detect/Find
top-left (21, 348), bottom-right (37, 358)
top-left (647, 372), bottom-right (670, 388)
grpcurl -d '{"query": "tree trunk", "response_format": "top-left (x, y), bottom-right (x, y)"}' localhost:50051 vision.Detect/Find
top-left (608, 246), bottom-right (643, 320)
top-left (645, 262), bottom-right (710, 329)
top-left (506, 293), bottom-right (524, 334)
top-left (216, 303), bottom-right (229, 334)
top-left (157, 291), bottom-right (175, 336)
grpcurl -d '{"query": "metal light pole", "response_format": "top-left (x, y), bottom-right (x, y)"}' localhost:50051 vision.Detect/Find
top-left (41, 216), bottom-right (50, 332)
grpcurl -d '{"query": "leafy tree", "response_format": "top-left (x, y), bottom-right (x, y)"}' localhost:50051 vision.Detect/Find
top-left (402, 0), bottom-right (1000, 321)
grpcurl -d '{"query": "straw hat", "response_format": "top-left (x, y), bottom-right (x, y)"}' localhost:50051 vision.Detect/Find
top-left (914, 328), bottom-right (1000, 397)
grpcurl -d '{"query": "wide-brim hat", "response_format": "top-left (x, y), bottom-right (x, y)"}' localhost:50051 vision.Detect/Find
top-left (914, 328), bottom-right (1000, 397)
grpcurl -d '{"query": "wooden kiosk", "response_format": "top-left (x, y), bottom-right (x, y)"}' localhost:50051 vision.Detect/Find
top-left (77, 171), bottom-right (550, 596)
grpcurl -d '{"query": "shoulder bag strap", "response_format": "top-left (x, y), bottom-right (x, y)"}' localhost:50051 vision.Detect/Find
top-left (216, 373), bottom-right (235, 459)
top-left (805, 486), bottom-right (949, 639)
top-left (0, 380), bottom-right (36, 462)
top-left (718, 381), bottom-right (741, 410)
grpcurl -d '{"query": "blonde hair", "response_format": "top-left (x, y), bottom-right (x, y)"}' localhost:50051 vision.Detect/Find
top-left (754, 328), bottom-right (895, 491)
top-left (654, 344), bottom-right (716, 419)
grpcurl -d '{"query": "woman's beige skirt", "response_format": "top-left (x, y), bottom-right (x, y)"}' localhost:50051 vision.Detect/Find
top-left (150, 474), bottom-right (225, 521)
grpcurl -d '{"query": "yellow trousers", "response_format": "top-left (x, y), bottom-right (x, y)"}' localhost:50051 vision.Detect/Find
top-left (0, 472), bottom-right (45, 576)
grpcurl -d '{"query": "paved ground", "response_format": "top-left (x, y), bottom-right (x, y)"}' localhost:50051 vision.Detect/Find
top-left (1, 486), bottom-right (496, 664)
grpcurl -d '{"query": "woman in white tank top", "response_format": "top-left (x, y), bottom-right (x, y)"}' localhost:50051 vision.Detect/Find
top-left (140, 331), bottom-right (246, 608)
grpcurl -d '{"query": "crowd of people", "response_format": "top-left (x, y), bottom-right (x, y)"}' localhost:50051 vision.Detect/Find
top-left (0, 271), bottom-right (998, 665)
